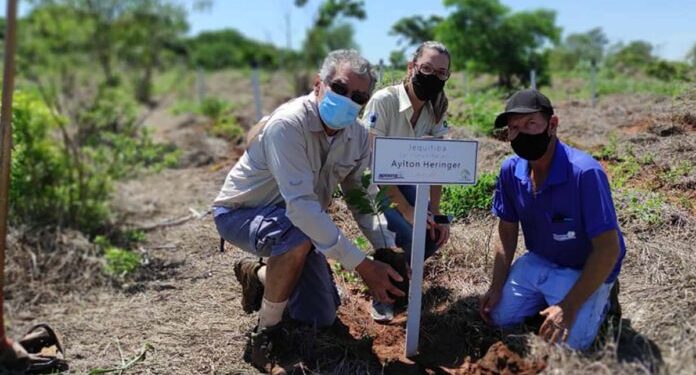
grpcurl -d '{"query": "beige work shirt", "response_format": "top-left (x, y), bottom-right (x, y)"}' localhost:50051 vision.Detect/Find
top-left (213, 93), bottom-right (395, 270)
top-left (362, 83), bottom-right (448, 138)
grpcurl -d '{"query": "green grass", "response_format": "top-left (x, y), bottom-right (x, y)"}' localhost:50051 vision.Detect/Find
top-left (440, 172), bottom-right (498, 219)
top-left (608, 155), bottom-right (642, 190)
top-left (659, 160), bottom-right (694, 186)
top-left (546, 69), bottom-right (690, 102)
top-left (447, 88), bottom-right (504, 136)
top-left (616, 189), bottom-right (665, 226)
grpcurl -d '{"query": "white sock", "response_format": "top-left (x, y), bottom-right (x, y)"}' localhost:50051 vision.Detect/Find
top-left (256, 266), bottom-right (267, 286)
top-left (258, 298), bottom-right (287, 328)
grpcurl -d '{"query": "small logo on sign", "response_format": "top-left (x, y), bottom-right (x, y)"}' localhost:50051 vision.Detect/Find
top-left (378, 173), bottom-right (404, 180)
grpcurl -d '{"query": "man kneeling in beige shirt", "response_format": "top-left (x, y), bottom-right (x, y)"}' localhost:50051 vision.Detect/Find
top-left (212, 49), bottom-right (404, 374)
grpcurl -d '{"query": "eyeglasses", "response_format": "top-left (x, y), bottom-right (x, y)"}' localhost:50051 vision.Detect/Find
top-left (415, 63), bottom-right (450, 81)
top-left (328, 81), bottom-right (370, 105)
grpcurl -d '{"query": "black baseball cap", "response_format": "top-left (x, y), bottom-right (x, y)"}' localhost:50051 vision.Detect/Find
top-left (494, 89), bottom-right (554, 128)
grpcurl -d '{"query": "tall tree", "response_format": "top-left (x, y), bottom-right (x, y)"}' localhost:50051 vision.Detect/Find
top-left (688, 42), bottom-right (696, 67)
top-left (389, 49), bottom-right (407, 69)
top-left (390, 15), bottom-right (443, 47)
top-left (297, 0), bottom-right (366, 67)
top-left (116, 0), bottom-right (188, 103)
top-left (436, 0), bottom-right (560, 87)
top-left (605, 40), bottom-right (656, 73)
top-left (26, 0), bottom-right (195, 103)
top-left (550, 27), bottom-right (609, 70)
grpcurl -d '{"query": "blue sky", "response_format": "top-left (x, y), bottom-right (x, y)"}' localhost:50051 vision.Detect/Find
top-left (184, 0), bottom-right (695, 64)
top-left (3, 0), bottom-right (694, 64)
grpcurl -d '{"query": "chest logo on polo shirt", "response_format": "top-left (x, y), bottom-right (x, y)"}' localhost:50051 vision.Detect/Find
top-left (553, 231), bottom-right (576, 241)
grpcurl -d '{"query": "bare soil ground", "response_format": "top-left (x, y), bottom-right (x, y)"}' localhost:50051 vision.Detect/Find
top-left (5, 74), bottom-right (695, 374)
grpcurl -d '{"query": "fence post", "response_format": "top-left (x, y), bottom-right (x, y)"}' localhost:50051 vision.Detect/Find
top-left (530, 69), bottom-right (537, 90)
top-left (196, 66), bottom-right (206, 103)
top-left (591, 59), bottom-right (598, 108)
top-left (251, 61), bottom-right (263, 122)
top-left (462, 70), bottom-right (468, 96)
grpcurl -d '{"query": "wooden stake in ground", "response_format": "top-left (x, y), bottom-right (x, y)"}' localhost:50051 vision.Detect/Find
top-left (0, 0), bottom-right (19, 348)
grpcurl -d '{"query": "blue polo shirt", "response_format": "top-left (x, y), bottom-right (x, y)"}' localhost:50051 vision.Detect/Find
top-left (492, 139), bottom-right (625, 282)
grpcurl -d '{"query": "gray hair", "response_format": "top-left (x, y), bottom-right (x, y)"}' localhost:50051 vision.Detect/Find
top-left (319, 49), bottom-right (378, 94)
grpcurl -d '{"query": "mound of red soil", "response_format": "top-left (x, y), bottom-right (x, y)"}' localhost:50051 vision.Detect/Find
top-left (470, 341), bottom-right (546, 374)
top-left (337, 295), bottom-right (546, 374)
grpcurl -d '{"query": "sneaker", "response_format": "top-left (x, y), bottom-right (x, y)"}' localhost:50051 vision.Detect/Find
top-left (371, 300), bottom-right (395, 323)
top-left (250, 325), bottom-right (287, 375)
top-left (234, 258), bottom-right (264, 314)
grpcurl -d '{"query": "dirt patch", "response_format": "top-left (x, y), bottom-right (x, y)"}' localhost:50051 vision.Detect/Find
top-left (438, 341), bottom-right (546, 375)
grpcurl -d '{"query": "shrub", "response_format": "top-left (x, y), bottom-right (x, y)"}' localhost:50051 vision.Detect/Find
top-left (10, 89), bottom-right (178, 235)
top-left (440, 172), bottom-right (498, 219)
top-left (199, 97), bottom-right (230, 121)
top-left (104, 247), bottom-right (142, 277)
top-left (171, 96), bottom-right (244, 142)
top-left (645, 60), bottom-right (692, 82)
top-left (10, 90), bottom-right (108, 231)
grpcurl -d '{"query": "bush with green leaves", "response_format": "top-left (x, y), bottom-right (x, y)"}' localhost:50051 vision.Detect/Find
top-left (645, 60), bottom-right (692, 82)
top-left (10, 89), bottom-right (178, 235)
top-left (172, 96), bottom-right (244, 141)
top-left (10, 91), bottom-right (83, 228)
top-left (186, 28), bottom-right (294, 70)
top-left (103, 247), bottom-right (142, 277)
top-left (440, 172), bottom-right (497, 219)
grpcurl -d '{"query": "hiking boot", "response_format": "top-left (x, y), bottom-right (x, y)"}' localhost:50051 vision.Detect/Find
top-left (250, 325), bottom-right (286, 375)
top-left (234, 258), bottom-right (264, 314)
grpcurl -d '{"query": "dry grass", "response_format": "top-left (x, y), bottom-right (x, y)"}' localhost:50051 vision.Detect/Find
top-left (3, 80), bottom-right (696, 374)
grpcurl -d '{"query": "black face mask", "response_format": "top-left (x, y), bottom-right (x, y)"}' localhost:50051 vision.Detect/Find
top-left (511, 124), bottom-right (552, 161)
top-left (411, 71), bottom-right (445, 101)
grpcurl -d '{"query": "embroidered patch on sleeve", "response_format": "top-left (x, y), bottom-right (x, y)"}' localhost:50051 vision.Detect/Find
top-left (368, 111), bottom-right (378, 128)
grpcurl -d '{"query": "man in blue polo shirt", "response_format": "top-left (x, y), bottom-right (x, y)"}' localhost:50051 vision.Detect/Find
top-left (479, 89), bottom-right (625, 350)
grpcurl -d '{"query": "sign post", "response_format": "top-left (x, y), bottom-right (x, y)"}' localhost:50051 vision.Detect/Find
top-left (372, 137), bottom-right (478, 357)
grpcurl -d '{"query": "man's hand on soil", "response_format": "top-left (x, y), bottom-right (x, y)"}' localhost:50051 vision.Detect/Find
top-left (479, 287), bottom-right (502, 325)
top-left (355, 258), bottom-right (405, 304)
top-left (539, 304), bottom-right (578, 344)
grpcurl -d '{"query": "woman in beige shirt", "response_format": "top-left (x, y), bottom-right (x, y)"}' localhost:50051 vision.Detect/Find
top-left (362, 41), bottom-right (452, 321)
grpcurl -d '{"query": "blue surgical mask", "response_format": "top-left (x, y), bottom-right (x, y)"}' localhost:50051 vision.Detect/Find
top-left (318, 89), bottom-right (362, 130)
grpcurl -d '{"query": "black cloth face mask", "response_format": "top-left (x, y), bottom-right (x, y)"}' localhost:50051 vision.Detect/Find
top-left (511, 123), bottom-right (551, 161)
top-left (411, 71), bottom-right (445, 101)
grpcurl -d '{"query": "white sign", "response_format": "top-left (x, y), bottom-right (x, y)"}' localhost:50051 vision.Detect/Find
top-left (372, 137), bottom-right (479, 185)
top-left (371, 136), bottom-right (479, 358)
